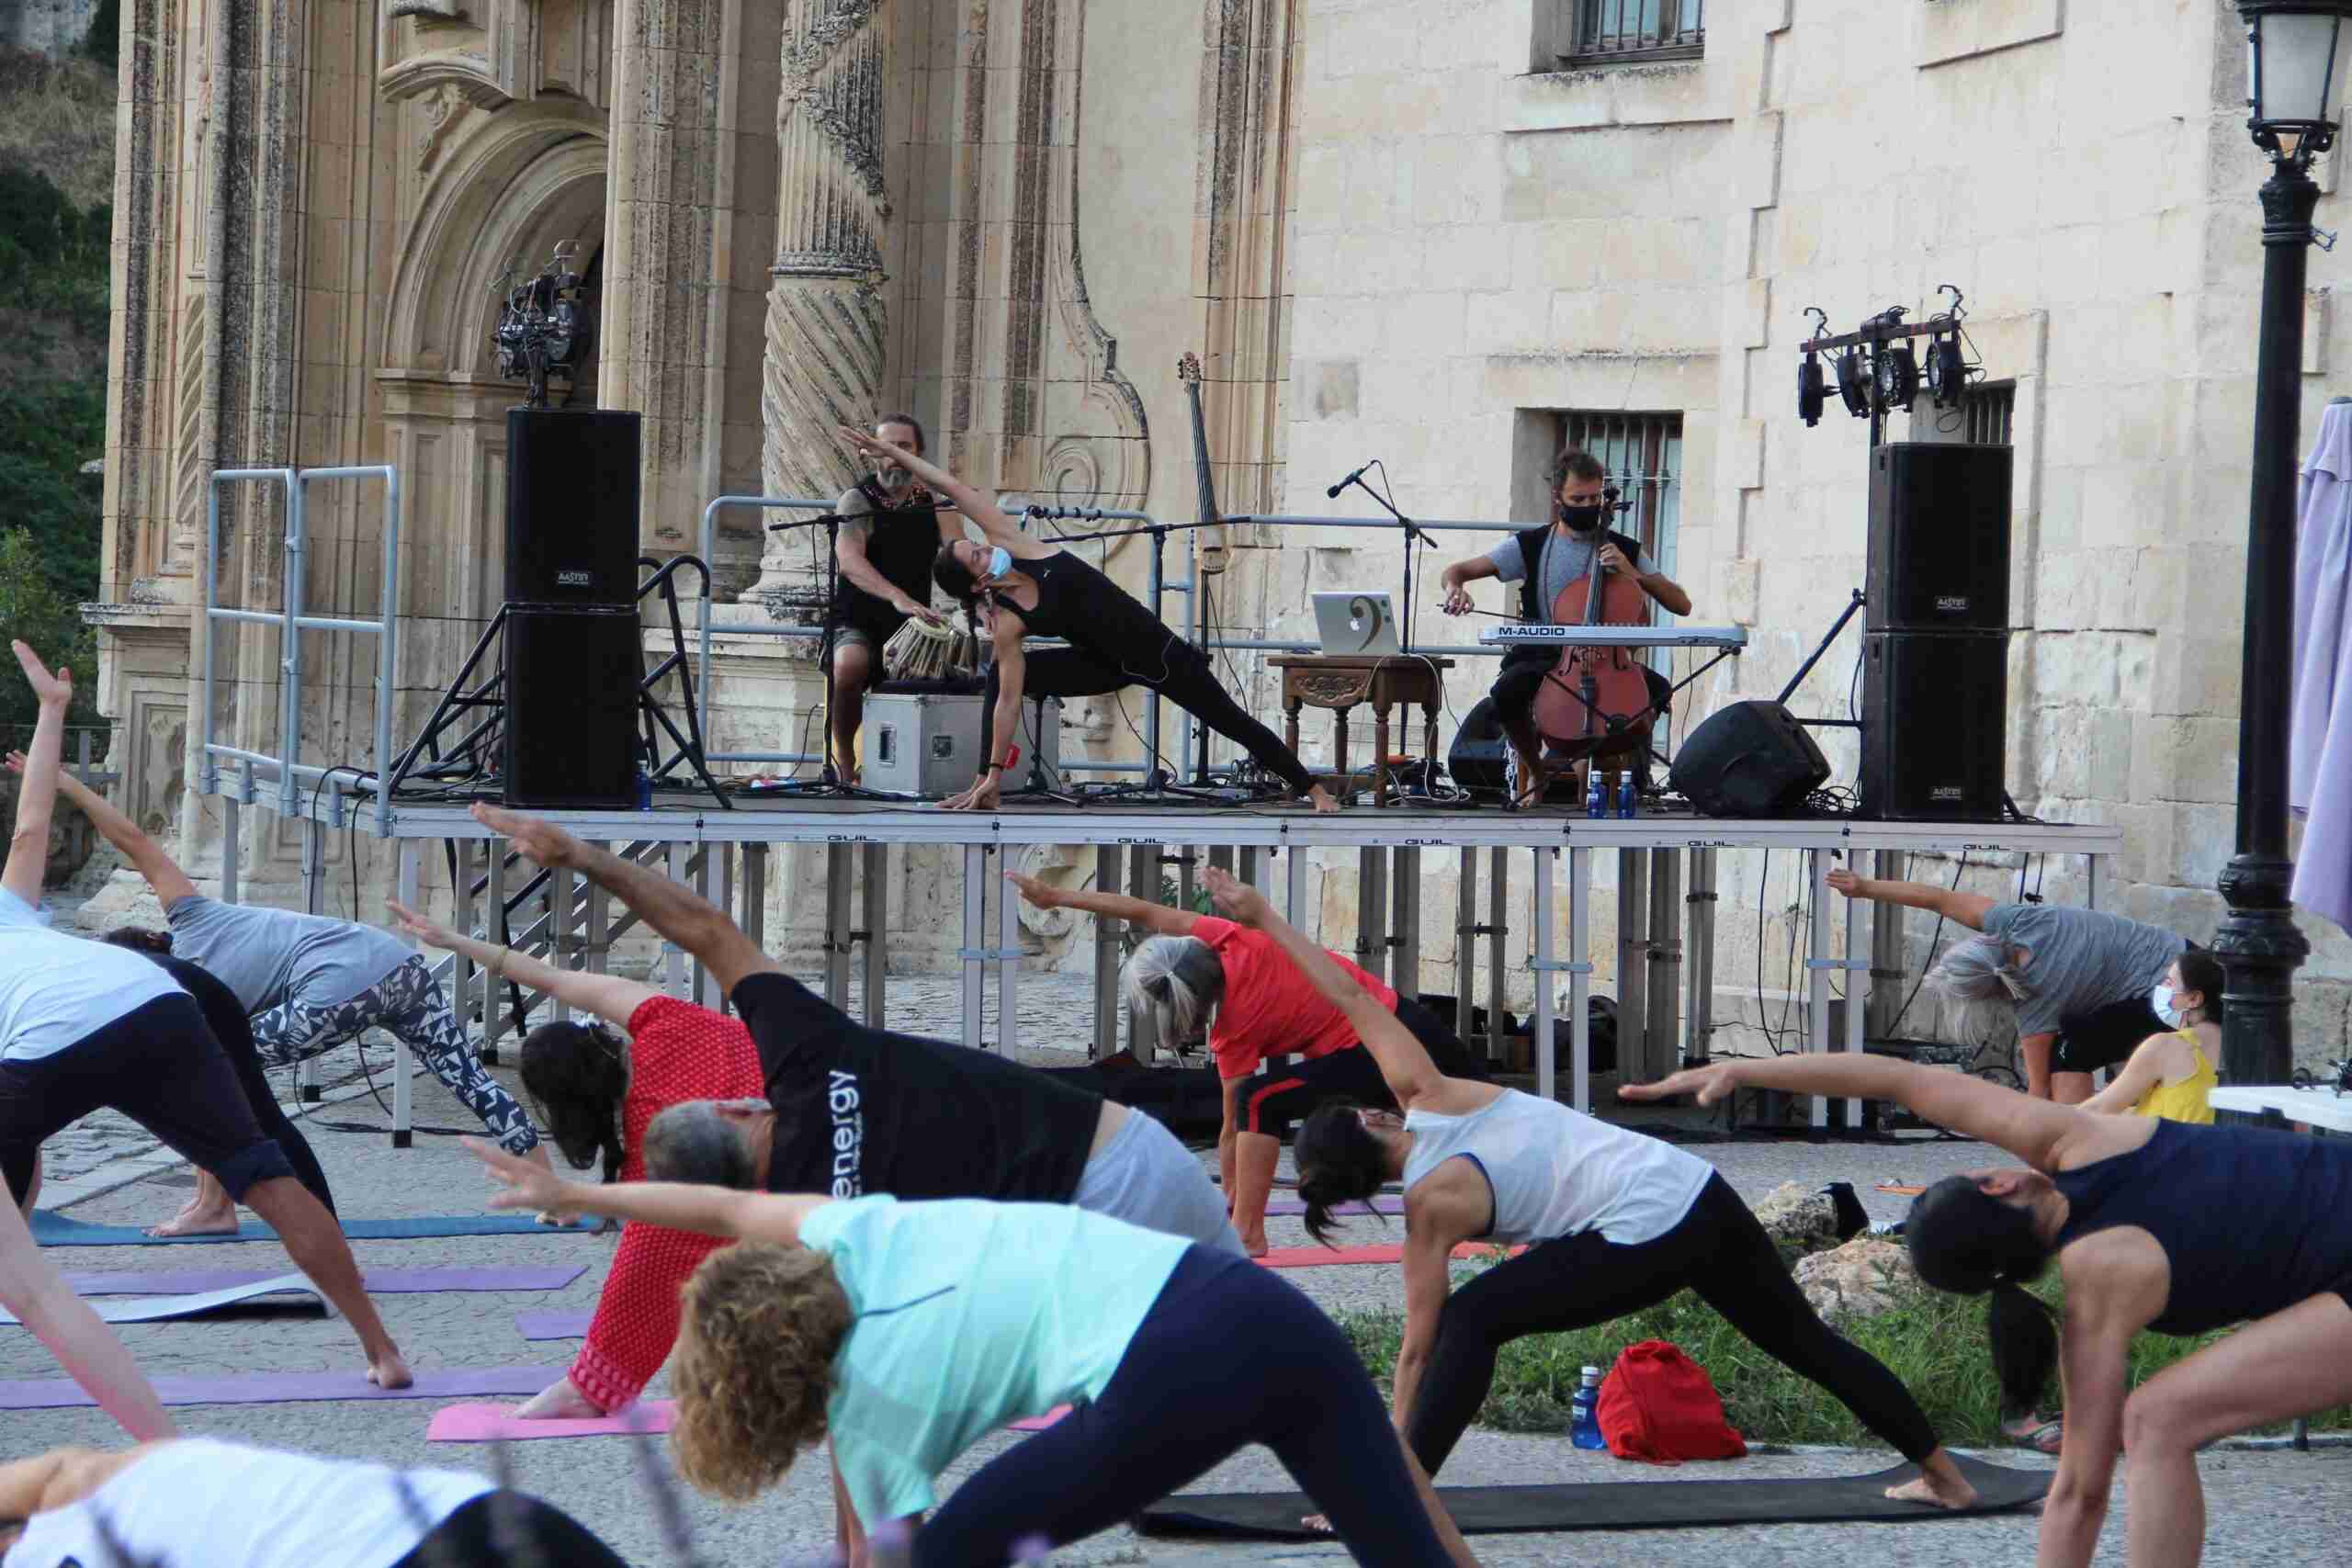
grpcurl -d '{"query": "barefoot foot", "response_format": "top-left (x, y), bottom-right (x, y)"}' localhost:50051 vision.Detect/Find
top-left (1886, 1450), bottom-right (1977, 1510)
top-left (1306, 784), bottom-right (1340, 814)
top-left (368, 1348), bottom-right (414, 1391)
top-left (147, 1205), bottom-right (240, 1238)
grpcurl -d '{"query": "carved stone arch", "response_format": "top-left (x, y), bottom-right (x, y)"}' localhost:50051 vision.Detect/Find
top-left (380, 104), bottom-right (607, 377)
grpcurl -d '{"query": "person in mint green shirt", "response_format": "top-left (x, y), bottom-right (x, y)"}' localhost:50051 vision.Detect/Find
top-left (464, 1142), bottom-right (1477, 1567)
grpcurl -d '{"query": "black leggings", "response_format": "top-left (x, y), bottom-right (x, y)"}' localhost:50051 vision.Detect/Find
top-left (390, 1491), bottom-right (629, 1568)
top-left (1407, 1173), bottom-right (1939, 1473)
top-left (984, 643), bottom-right (1315, 794)
top-left (918, 1246), bottom-right (1452, 1567)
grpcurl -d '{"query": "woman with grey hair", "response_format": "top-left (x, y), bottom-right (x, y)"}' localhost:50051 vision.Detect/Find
top-left (1011, 871), bottom-right (1485, 1257)
top-left (1827, 869), bottom-right (2188, 1104)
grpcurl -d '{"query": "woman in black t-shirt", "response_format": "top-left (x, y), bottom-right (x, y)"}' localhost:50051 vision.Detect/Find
top-left (834, 427), bottom-right (1336, 812)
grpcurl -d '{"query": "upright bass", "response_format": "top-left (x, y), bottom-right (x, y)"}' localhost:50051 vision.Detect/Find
top-left (1530, 506), bottom-right (1656, 767)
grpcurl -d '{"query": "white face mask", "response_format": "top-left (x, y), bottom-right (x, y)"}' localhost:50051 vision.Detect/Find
top-left (985, 545), bottom-right (1012, 581)
top-left (2152, 983), bottom-right (2188, 1029)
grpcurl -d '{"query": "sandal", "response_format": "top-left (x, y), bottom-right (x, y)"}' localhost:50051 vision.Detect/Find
top-left (2002, 1409), bottom-right (2064, 1455)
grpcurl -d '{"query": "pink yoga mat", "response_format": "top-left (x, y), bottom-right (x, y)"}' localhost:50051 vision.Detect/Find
top-left (65, 1265), bottom-right (585, 1298)
top-left (1009, 1405), bottom-right (1069, 1432)
top-left (0, 1365), bottom-right (565, 1411)
top-left (429, 1400), bottom-right (676, 1442)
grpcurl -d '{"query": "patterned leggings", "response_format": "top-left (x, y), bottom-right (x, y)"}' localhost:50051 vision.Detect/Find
top-left (249, 954), bottom-right (542, 1156)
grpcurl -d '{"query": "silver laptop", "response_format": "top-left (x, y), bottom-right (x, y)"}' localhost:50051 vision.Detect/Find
top-left (1312, 592), bottom-right (1402, 657)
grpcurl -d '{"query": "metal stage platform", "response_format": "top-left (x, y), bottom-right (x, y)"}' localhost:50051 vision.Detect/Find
top-left (216, 784), bottom-right (2121, 1130)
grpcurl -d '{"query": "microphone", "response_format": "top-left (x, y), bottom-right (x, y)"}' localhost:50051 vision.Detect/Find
top-left (1327, 461), bottom-right (1374, 500)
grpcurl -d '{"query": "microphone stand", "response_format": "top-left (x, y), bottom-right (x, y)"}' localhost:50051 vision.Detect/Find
top-left (1334, 472), bottom-right (1434, 658)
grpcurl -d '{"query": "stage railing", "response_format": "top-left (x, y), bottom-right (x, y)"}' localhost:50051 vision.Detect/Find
top-left (200, 465), bottom-right (402, 832)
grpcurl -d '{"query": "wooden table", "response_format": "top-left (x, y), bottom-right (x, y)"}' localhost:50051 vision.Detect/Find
top-left (1269, 656), bottom-right (1453, 807)
top-left (2210, 1084), bottom-right (2352, 1133)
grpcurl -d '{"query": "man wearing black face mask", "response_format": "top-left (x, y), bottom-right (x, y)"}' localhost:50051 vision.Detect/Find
top-left (1440, 447), bottom-right (1692, 806)
top-left (827, 413), bottom-right (961, 782)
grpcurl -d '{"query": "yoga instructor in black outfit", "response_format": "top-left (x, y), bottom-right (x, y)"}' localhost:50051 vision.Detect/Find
top-left (835, 426), bottom-right (1338, 813)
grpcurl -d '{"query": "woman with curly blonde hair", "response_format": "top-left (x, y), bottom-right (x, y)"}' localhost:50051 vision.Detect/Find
top-left (465, 1140), bottom-right (1479, 1568)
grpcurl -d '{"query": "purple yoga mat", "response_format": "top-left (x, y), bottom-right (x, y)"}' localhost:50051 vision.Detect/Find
top-left (1261, 1196), bottom-right (1404, 1217)
top-left (515, 1311), bottom-right (593, 1342)
top-left (62, 1265), bottom-right (586, 1298)
top-left (0, 1365), bottom-right (566, 1412)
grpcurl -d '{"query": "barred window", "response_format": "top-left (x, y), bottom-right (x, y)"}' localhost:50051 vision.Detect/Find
top-left (1912, 380), bottom-right (2016, 446)
top-left (1557, 411), bottom-right (1684, 576)
top-left (1557, 0), bottom-right (1706, 67)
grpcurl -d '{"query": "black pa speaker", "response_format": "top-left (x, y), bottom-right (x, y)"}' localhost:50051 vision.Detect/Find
top-left (1446, 696), bottom-right (1512, 795)
top-left (1859, 631), bottom-right (2007, 820)
top-left (502, 605), bottom-right (641, 807)
top-left (505, 408), bottom-right (644, 606)
top-left (1866, 442), bottom-right (2013, 633)
top-left (1668, 700), bottom-right (1830, 818)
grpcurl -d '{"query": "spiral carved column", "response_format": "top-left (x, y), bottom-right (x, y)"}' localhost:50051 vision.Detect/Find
top-left (745, 0), bottom-right (892, 615)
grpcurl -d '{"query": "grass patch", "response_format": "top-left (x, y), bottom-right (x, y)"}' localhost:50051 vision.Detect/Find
top-left (1336, 1255), bottom-right (2352, 1450)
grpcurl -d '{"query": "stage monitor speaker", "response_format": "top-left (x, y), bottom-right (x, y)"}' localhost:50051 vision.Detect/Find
top-left (1867, 441), bottom-right (2013, 633)
top-left (505, 408), bottom-right (644, 606)
top-left (1668, 700), bottom-right (1830, 818)
top-left (502, 605), bottom-right (640, 808)
top-left (1859, 631), bottom-right (2007, 820)
top-left (1446, 695), bottom-right (1512, 795)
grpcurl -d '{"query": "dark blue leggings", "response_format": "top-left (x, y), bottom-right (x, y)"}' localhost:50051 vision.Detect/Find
top-left (916, 1247), bottom-right (1453, 1567)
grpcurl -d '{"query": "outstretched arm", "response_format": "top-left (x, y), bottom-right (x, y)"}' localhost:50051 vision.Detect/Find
top-left (387, 899), bottom-right (662, 1029)
top-left (2077, 1034), bottom-right (2174, 1116)
top-left (1826, 867), bottom-right (1994, 931)
top-left (836, 426), bottom-right (1029, 554)
top-left (469, 806), bottom-right (778, 997)
top-left (1202, 866), bottom-right (1446, 1109)
top-left (1006, 872), bottom-right (1197, 937)
top-left (3, 644), bottom-right (72, 907)
top-left (0, 1203), bottom-right (175, 1441)
top-left (466, 1138), bottom-right (830, 1244)
top-left (1623, 1053), bottom-right (2087, 1172)
top-left (9, 751), bottom-right (198, 906)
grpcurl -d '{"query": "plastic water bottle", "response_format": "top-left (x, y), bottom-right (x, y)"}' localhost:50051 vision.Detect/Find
top-left (1585, 767), bottom-right (1606, 818)
top-left (1617, 771), bottom-right (1639, 818)
top-left (1570, 1365), bottom-right (1606, 1450)
top-left (633, 769), bottom-right (652, 811)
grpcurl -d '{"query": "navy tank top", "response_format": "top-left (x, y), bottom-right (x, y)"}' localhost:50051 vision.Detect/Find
top-left (2052, 1119), bottom-right (2352, 1335)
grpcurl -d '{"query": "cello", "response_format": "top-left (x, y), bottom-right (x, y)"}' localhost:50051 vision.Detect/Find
top-left (1529, 503), bottom-right (1657, 768)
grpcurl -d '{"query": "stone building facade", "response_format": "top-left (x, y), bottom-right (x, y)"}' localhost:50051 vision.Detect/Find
top-left (86, 0), bottom-right (2352, 1062)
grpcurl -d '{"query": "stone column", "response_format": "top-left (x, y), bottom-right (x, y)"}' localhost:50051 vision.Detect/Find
top-left (744, 0), bottom-right (891, 614)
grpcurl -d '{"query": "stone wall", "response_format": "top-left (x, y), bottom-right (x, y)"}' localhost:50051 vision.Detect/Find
top-left (0, 0), bottom-right (98, 54)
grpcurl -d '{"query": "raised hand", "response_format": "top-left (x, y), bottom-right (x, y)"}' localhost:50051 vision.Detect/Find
top-left (836, 424), bottom-right (913, 467)
top-left (3, 750), bottom-right (22, 776)
top-left (1004, 871), bottom-right (1060, 909)
top-left (1617, 1061), bottom-right (1745, 1107)
top-left (1201, 865), bottom-right (1270, 928)
top-left (1826, 867), bottom-right (1868, 899)
top-left (11, 642), bottom-right (69, 707)
top-left (469, 803), bottom-right (582, 869)
top-left (462, 1137), bottom-right (584, 1219)
top-left (384, 899), bottom-right (455, 950)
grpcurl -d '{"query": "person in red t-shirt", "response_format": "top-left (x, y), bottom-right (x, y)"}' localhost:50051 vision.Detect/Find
top-left (388, 901), bottom-right (757, 1421)
top-left (1009, 873), bottom-right (1487, 1256)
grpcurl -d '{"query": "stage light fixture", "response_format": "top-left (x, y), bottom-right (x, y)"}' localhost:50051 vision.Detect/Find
top-left (1834, 347), bottom-right (1871, 417)
top-left (1797, 354), bottom-right (1826, 427)
top-left (1926, 332), bottom-right (1967, 407)
top-left (1875, 343), bottom-right (1920, 413)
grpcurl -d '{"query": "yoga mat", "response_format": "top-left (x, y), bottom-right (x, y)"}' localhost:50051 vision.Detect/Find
top-left (1138, 1454), bottom-right (2050, 1540)
top-left (1875, 1183), bottom-right (1927, 1197)
top-left (1261, 1196), bottom-right (1405, 1218)
top-left (30, 1212), bottom-right (582, 1247)
top-left (64, 1265), bottom-right (586, 1297)
top-left (1009, 1406), bottom-right (1070, 1433)
top-left (2, 1273), bottom-right (322, 1325)
top-left (0, 1365), bottom-right (564, 1412)
top-left (516, 1310), bottom-right (592, 1341)
top-left (430, 1401), bottom-right (676, 1443)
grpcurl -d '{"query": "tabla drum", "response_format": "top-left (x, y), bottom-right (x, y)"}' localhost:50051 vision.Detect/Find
top-left (881, 616), bottom-right (976, 683)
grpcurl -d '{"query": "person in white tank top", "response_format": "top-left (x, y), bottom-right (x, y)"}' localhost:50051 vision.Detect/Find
top-left (0, 1438), bottom-right (628, 1568)
top-left (1200, 868), bottom-right (1977, 1517)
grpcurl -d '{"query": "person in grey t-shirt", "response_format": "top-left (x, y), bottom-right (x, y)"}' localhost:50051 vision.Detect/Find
top-left (1437, 446), bottom-right (1691, 807)
top-left (27, 759), bottom-right (550, 1236)
top-left (1828, 868), bottom-right (2189, 1104)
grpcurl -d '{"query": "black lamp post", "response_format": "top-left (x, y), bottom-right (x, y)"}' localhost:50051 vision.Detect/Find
top-left (2216, 2), bottom-right (2347, 1085)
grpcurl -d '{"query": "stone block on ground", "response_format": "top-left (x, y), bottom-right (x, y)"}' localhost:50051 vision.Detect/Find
top-left (1794, 1236), bottom-right (1918, 1323)
top-left (1750, 1180), bottom-right (1841, 1256)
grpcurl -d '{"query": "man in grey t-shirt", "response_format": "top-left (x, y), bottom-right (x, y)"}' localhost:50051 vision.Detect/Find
top-left (29, 760), bottom-right (550, 1235)
top-left (1828, 869), bottom-right (2189, 1103)
top-left (1438, 446), bottom-right (1691, 806)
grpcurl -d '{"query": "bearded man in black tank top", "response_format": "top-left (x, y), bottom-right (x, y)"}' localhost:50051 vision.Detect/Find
top-left (834, 426), bottom-right (1339, 812)
top-left (1438, 447), bottom-right (1692, 807)
top-left (825, 416), bottom-right (960, 784)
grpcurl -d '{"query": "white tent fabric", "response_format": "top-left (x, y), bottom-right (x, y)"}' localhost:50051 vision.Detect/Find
top-left (2292, 401), bottom-right (2352, 938)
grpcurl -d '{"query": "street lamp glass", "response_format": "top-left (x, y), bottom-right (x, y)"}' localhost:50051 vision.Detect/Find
top-left (2249, 13), bottom-right (2346, 129)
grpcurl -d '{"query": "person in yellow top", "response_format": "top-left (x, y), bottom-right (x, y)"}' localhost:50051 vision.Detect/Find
top-left (2079, 951), bottom-right (2222, 1125)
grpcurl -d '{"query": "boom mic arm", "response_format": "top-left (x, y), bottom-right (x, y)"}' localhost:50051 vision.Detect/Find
top-left (1326, 462), bottom-right (1373, 500)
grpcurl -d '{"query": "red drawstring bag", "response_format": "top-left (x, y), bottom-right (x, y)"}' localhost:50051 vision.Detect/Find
top-left (1595, 1339), bottom-right (1747, 1463)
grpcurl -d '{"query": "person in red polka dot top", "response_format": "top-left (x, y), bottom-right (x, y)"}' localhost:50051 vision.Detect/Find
top-left (388, 900), bottom-right (755, 1420)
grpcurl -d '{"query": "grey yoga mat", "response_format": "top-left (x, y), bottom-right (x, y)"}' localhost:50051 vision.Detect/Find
top-left (1138, 1454), bottom-right (2052, 1539)
top-left (30, 1211), bottom-right (584, 1246)
top-left (0, 1365), bottom-right (566, 1411)
top-left (3, 1273), bottom-right (326, 1325)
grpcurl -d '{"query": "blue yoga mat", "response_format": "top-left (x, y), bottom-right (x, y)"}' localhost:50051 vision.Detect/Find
top-left (30, 1212), bottom-right (586, 1247)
